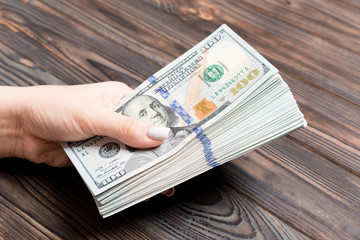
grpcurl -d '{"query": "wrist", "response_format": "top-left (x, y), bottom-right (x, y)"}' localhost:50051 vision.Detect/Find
top-left (0, 86), bottom-right (24, 158)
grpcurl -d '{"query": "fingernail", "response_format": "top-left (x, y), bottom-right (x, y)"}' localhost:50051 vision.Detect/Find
top-left (148, 127), bottom-right (170, 140)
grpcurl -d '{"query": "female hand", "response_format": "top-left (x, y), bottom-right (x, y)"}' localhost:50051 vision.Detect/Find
top-left (0, 82), bottom-right (169, 167)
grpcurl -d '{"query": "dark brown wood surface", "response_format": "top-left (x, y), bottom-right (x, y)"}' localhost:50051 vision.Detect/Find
top-left (0, 0), bottom-right (359, 239)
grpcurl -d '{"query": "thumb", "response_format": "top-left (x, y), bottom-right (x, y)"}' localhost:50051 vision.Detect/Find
top-left (82, 106), bottom-right (170, 148)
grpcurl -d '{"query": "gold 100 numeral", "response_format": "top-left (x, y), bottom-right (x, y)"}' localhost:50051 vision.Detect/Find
top-left (229, 69), bottom-right (259, 96)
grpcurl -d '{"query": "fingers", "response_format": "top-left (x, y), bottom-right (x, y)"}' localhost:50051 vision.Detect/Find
top-left (33, 143), bottom-right (74, 167)
top-left (161, 187), bottom-right (175, 197)
top-left (82, 106), bottom-right (170, 148)
top-left (90, 82), bottom-right (133, 108)
top-left (47, 148), bottom-right (74, 167)
top-left (143, 187), bottom-right (175, 202)
top-left (73, 82), bottom-right (172, 148)
top-left (76, 81), bottom-right (133, 101)
top-left (112, 114), bottom-right (170, 148)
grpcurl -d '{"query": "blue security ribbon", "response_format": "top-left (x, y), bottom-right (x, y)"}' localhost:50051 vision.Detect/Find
top-left (147, 75), bottom-right (219, 168)
top-left (193, 126), bottom-right (219, 167)
top-left (169, 100), bottom-right (194, 125)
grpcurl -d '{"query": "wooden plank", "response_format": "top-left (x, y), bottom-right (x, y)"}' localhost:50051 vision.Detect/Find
top-left (219, 137), bottom-right (360, 239)
top-left (0, 42), bottom-right (65, 86)
top-left (0, 160), bottom-right (154, 239)
top-left (0, 0), bottom-right (159, 85)
top-left (38, 0), bottom-right (202, 61)
top-left (289, 127), bottom-right (360, 175)
top-left (128, 171), bottom-right (311, 239)
top-left (239, 0), bottom-right (360, 52)
top-left (283, 72), bottom-right (360, 174)
top-left (0, 158), bottom-right (311, 239)
top-left (0, 195), bottom-right (62, 240)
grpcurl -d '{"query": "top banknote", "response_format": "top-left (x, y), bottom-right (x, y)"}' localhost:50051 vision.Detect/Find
top-left (62, 24), bottom-right (278, 196)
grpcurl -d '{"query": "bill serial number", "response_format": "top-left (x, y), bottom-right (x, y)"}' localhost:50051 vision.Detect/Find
top-left (210, 67), bottom-right (252, 99)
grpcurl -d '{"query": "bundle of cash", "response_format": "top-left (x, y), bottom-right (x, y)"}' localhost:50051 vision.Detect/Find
top-left (62, 24), bottom-right (307, 218)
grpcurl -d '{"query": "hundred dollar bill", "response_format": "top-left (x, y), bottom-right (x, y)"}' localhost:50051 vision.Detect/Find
top-left (62, 24), bottom-right (278, 196)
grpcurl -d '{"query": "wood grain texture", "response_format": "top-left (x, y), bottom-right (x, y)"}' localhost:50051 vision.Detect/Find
top-left (129, 171), bottom-right (311, 240)
top-left (0, 0), bottom-right (359, 239)
top-left (219, 138), bottom-right (360, 239)
top-left (0, 159), bottom-right (311, 240)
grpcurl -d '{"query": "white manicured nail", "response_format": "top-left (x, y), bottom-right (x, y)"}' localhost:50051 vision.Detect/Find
top-left (148, 127), bottom-right (170, 140)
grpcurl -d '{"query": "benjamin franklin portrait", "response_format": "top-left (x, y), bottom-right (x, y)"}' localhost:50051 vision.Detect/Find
top-left (116, 95), bottom-right (192, 173)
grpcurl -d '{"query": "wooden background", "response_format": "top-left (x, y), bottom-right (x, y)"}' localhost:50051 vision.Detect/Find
top-left (0, 0), bottom-right (359, 239)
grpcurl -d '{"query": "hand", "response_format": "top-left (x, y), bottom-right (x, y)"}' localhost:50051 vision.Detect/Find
top-left (0, 82), bottom-right (168, 167)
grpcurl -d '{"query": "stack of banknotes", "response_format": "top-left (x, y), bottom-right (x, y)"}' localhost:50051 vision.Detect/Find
top-left (62, 24), bottom-right (307, 218)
